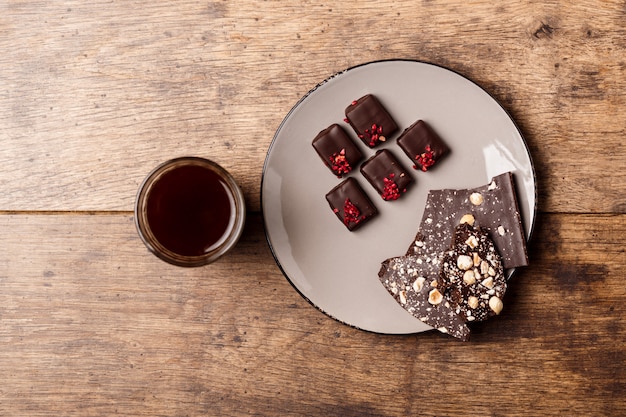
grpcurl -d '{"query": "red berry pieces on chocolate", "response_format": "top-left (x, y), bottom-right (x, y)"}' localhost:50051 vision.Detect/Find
top-left (360, 149), bottom-right (413, 201)
top-left (381, 174), bottom-right (401, 201)
top-left (415, 145), bottom-right (436, 172)
top-left (325, 178), bottom-right (378, 231)
top-left (312, 124), bottom-right (364, 178)
top-left (345, 94), bottom-right (398, 148)
top-left (342, 198), bottom-right (365, 226)
top-left (397, 120), bottom-right (450, 171)
top-left (329, 149), bottom-right (352, 176)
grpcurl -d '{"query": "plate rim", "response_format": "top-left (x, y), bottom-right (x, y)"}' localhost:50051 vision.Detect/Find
top-left (260, 58), bottom-right (538, 335)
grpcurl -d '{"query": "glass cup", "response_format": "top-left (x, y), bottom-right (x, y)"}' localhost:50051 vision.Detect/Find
top-left (134, 157), bottom-right (246, 267)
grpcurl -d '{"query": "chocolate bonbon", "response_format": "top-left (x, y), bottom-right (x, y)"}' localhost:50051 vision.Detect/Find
top-left (312, 124), bottom-right (364, 178)
top-left (397, 120), bottom-right (450, 171)
top-left (325, 177), bottom-right (378, 231)
top-left (360, 149), bottom-right (413, 201)
top-left (345, 94), bottom-right (398, 148)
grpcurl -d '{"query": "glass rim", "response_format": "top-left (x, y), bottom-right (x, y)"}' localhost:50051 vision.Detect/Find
top-left (134, 156), bottom-right (246, 267)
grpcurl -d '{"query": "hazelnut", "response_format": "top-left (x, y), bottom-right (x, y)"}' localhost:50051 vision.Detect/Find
top-left (467, 296), bottom-right (479, 309)
top-left (465, 235), bottom-right (479, 249)
top-left (489, 296), bottom-right (504, 314)
top-left (459, 214), bottom-right (475, 226)
top-left (412, 277), bottom-right (426, 292)
top-left (480, 260), bottom-right (490, 275)
top-left (428, 289), bottom-right (443, 305)
top-left (399, 290), bottom-right (407, 305)
top-left (472, 252), bottom-right (482, 266)
top-left (488, 266), bottom-right (496, 276)
top-left (481, 277), bottom-right (494, 289)
top-left (469, 192), bottom-right (484, 206)
top-left (457, 255), bottom-right (473, 271)
top-left (473, 268), bottom-right (482, 280)
top-left (379, 135), bottom-right (386, 142)
top-left (463, 270), bottom-right (476, 285)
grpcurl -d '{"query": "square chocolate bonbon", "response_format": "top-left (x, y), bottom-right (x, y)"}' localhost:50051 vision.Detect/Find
top-left (397, 120), bottom-right (450, 171)
top-left (344, 94), bottom-right (398, 148)
top-left (325, 177), bottom-right (378, 231)
top-left (312, 124), bottom-right (364, 178)
top-left (360, 149), bottom-right (413, 201)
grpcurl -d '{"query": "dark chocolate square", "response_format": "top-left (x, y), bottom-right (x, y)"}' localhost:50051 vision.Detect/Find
top-left (360, 149), bottom-right (413, 201)
top-left (312, 124), bottom-right (364, 177)
top-left (345, 94), bottom-right (398, 148)
top-left (397, 120), bottom-right (450, 171)
top-left (325, 177), bottom-right (378, 231)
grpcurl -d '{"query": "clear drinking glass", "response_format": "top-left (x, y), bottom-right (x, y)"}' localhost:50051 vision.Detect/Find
top-left (135, 157), bottom-right (246, 267)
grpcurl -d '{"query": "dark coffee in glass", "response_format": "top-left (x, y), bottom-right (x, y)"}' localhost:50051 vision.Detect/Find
top-left (135, 157), bottom-right (245, 266)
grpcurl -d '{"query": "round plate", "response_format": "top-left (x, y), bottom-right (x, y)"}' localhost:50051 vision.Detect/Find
top-left (261, 60), bottom-right (536, 334)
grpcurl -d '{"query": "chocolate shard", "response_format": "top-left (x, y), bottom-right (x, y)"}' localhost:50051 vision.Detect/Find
top-left (406, 172), bottom-right (528, 269)
top-left (379, 255), bottom-right (470, 341)
top-left (345, 94), bottom-right (398, 148)
top-left (325, 177), bottom-right (378, 231)
top-left (397, 120), bottom-right (450, 172)
top-left (312, 124), bottom-right (364, 178)
top-left (360, 149), bottom-right (413, 201)
top-left (440, 223), bottom-right (506, 322)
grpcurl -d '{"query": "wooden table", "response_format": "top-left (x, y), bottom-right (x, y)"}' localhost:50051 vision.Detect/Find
top-left (1, 1), bottom-right (624, 415)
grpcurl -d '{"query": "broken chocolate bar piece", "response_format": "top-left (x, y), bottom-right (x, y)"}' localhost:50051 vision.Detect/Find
top-left (379, 254), bottom-right (470, 341)
top-left (345, 94), bottom-right (398, 148)
top-left (406, 172), bottom-right (528, 269)
top-left (360, 149), bottom-right (413, 201)
top-left (397, 120), bottom-right (450, 171)
top-left (325, 177), bottom-right (378, 231)
top-left (312, 124), bottom-right (364, 178)
top-left (440, 223), bottom-right (506, 322)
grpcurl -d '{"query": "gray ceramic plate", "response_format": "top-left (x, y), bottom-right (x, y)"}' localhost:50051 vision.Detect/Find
top-left (261, 60), bottom-right (536, 334)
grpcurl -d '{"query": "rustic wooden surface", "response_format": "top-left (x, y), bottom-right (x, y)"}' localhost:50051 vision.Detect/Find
top-left (0, 1), bottom-right (624, 416)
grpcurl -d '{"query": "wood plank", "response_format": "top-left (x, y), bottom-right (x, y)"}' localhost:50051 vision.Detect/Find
top-left (0, 212), bottom-right (623, 416)
top-left (0, 1), bottom-right (625, 213)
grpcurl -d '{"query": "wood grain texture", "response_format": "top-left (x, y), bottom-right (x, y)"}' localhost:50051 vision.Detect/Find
top-left (1, 1), bottom-right (625, 416)
top-left (0, 1), bottom-right (625, 212)
top-left (0, 213), bottom-right (624, 416)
